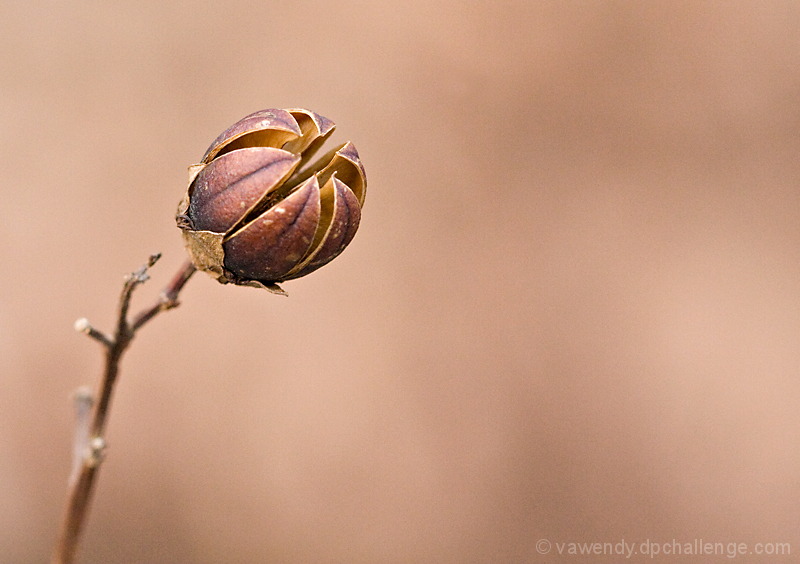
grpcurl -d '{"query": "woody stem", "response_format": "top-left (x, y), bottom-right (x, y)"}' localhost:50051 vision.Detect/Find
top-left (52, 256), bottom-right (197, 564)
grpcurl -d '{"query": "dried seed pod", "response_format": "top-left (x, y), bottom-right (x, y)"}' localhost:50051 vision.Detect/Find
top-left (176, 109), bottom-right (366, 294)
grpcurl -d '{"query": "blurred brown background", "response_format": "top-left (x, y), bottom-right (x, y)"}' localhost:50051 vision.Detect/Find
top-left (2, 1), bottom-right (800, 563)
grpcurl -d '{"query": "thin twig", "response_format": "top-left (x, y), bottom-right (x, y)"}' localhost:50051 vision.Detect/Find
top-left (131, 258), bottom-right (198, 331)
top-left (52, 256), bottom-right (197, 564)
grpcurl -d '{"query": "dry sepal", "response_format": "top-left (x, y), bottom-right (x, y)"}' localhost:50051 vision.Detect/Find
top-left (176, 109), bottom-right (366, 294)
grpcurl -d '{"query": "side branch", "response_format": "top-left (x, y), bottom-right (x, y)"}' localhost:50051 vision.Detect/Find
top-left (53, 256), bottom-right (197, 564)
top-left (132, 259), bottom-right (197, 331)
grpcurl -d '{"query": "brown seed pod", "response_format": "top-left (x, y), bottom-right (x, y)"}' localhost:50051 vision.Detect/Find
top-left (176, 109), bottom-right (366, 295)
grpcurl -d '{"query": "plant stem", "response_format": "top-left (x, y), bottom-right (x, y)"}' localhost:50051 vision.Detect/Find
top-left (52, 256), bottom-right (197, 564)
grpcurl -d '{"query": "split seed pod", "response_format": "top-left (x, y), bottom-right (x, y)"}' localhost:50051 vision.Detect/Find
top-left (176, 109), bottom-right (366, 294)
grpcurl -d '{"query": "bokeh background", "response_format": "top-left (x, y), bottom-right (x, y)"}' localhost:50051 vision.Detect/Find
top-left (2, 1), bottom-right (800, 563)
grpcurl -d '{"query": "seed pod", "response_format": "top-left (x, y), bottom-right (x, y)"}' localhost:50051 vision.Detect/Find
top-left (176, 109), bottom-right (366, 294)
